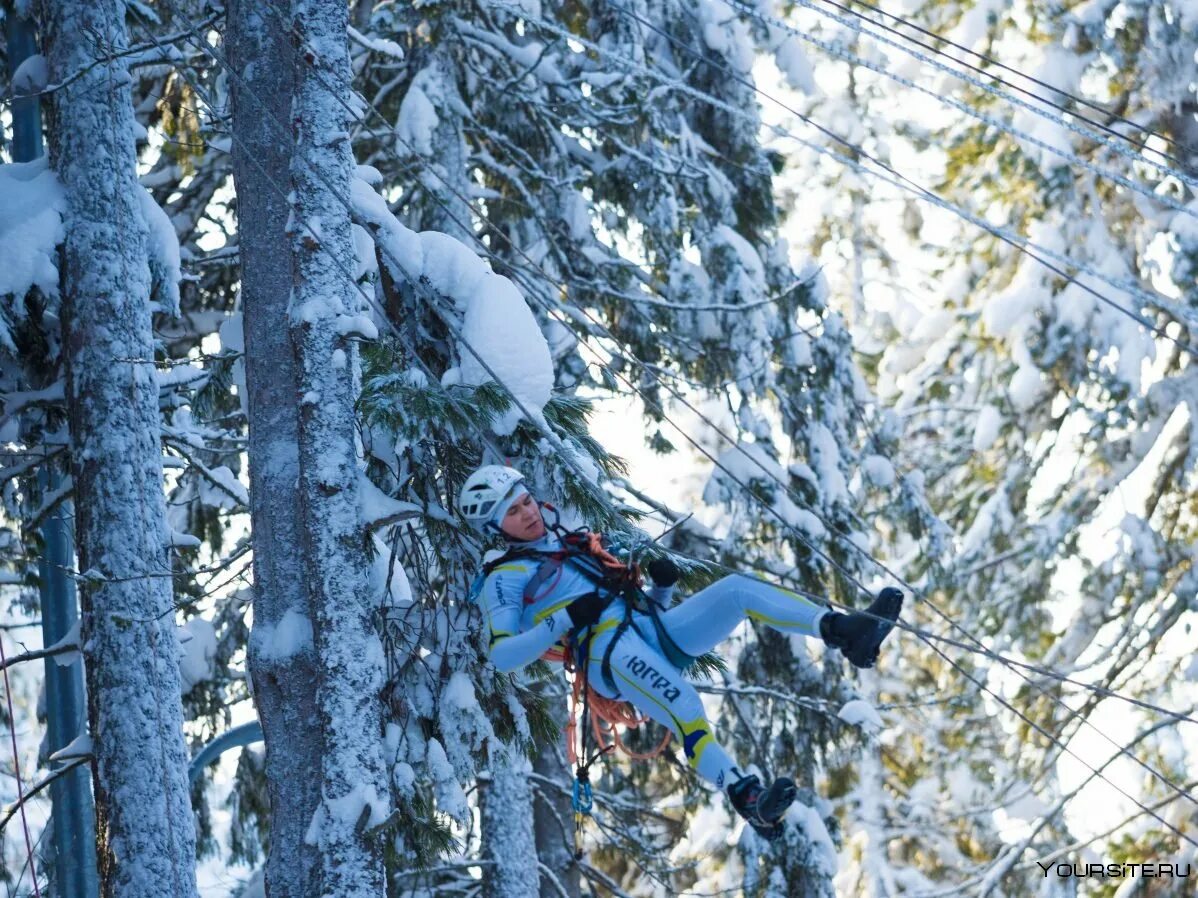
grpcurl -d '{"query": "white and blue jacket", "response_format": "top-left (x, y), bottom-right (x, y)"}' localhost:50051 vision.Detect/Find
top-left (478, 532), bottom-right (673, 673)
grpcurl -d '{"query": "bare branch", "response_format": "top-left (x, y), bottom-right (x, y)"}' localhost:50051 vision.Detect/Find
top-left (0, 758), bottom-right (89, 835)
top-left (0, 641), bottom-right (79, 674)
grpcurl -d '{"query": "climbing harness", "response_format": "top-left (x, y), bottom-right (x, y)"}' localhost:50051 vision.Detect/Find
top-left (478, 502), bottom-right (698, 686)
top-left (475, 503), bottom-right (697, 858)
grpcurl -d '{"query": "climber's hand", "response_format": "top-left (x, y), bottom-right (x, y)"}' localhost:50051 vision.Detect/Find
top-left (566, 592), bottom-right (612, 630)
top-left (647, 556), bottom-right (680, 587)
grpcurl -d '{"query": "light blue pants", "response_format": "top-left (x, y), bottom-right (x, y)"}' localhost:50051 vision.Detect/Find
top-left (584, 574), bottom-right (828, 788)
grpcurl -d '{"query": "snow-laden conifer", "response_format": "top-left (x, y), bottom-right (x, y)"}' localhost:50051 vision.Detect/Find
top-left (288, 0), bottom-right (391, 893)
top-left (42, 1), bottom-right (200, 895)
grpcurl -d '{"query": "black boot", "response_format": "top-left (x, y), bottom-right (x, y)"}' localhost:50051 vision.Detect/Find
top-left (727, 772), bottom-right (797, 841)
top-left (819, 587), bottom-right (904, 668)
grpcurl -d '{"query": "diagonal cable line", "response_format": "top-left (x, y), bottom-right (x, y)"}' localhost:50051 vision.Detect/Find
top-left (250, 0), bottom-right (1198, 832)
top-left (727, 0), bottom-right (1198, 219)
top-left (124, 6), bottom-right (622, 518)
top-left (541, 1), bottom-right (1198, 351)
top-left (812, 0), bottom-right (1196, 176)
top-left (129, 1), bottom-right (1198, 852)
top-left (244, 0), bottom-right (1198, 734)
top-left (139, 0), bottom-right (1198, 736)
top-left (323, 4), bottom-right (1198, 811)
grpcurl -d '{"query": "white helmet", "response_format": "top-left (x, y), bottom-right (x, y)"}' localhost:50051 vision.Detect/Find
top-left (458, 465), bottom-right (526, 529)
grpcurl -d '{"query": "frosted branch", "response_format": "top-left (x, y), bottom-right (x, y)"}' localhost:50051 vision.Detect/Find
top-left (0, 758), bottom-right (89, 835)
top-left (0, 641), bottom-right (79, 674)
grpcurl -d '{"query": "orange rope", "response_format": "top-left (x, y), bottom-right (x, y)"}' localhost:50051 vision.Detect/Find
top-left (565, 659), bottom-right (671, 766)
top-left (546, 533), bottom-right (665, 764)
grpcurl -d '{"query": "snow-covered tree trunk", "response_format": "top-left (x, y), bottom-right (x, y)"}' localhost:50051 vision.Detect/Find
top-left (43, 2), bottom-right (199, 896)
top-left (228, 4), bottom-right (322, 897)
top-left (480, 749), bottom-right (539, 898)
top-left (533, 688), bottom-right (579, 898)
top-left (289, 0), bottom-right (389, 894)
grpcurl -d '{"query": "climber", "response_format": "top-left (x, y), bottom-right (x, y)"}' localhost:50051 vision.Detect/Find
top-left (459, 464), bottom-right (903, 841)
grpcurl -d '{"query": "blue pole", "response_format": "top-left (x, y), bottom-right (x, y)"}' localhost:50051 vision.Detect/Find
top-left (5, 6), bottom-right (44, 162)
top-left (189, 721), bottom-right (264, 784)
top-left (37, 468), bottom-right (99, 898)
top-left (9, 7), bottom-right (98, 897)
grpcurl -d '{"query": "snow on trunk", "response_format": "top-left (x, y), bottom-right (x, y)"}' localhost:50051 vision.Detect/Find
top-left (44, 2), bottom-right (199, 896)
top-left (480, 749), bottom-right (539, 898)
top-left (532, 686), bottom-right (580, 898)
top-left (289, 1), bottom-right (389, 894)
top-left (227, 3), bottom-right (322, 897)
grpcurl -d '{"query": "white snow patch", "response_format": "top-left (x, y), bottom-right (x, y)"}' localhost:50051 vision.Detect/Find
top-left (1008, 362), bottom-right (1046, 412)
top-left (972, 405), bottom-right (1002, 452)
top-left (837, 699), bottom-right (883, 732)
top-left (219, 312), bottom-right (247, 418)
top-left (786, 802), bottom-right (838, 874)
top-left (370, 533), bottom-right (413, 607)
top-left (48, 732), bottom-right (93, 763)
top-left (359, 471), bottom-right (421, 529)
top-left (178, 617), bottom-right (217, 690)
top-left (12, 54), bottom-right (48, 94)
top-left (334, 312), bottom-right (378, 340)
top-left (788, 332), bottom-right (813, 367)
top-left (304, 784), bottom-right (390, 848)
top-left (350, 173), bottom-right (554, 431)
top-left (458, 273), bottom-right (553, 434)
top-left (418, 230), bottom-right (491, 310)
top-left (695, 0), bottom-right (755, 72)
top-left (48, 620), bottom-right (81, 668)
top-left (426, 738), bottom-right (470, 823)
top-left (352, 223), bottom-right (377, 280)
top-left (708, 224), bottom-right (765, 289)
top-left (137, 186), bottom-right (182, 316)
top-left (396, 80), bottom-right (439, 156)
top-left (0, 158), bottom-right (66, 309)
top-left (254, 609), bottom-right (314, 662)
top-left (437, 671), bottom-right (495, 779)
top-left (198, 464), bottom-right (248, 510)
top-left (775, 37), bottom-right (817, 94)
top-left (327, 783), bottom-right (389, 829)
top-left (392, 761), bottom-right (416, 798)
top-left (809, 423), bottom-right (849, 505)
top-left (861, 455), bottom-right (895, 488)
top-left (348, 25), bottom-right (405, 60)
top-left (166, 527), bottom-right (201, 548)
top-left (959, 485), bottom-right (1010, 557)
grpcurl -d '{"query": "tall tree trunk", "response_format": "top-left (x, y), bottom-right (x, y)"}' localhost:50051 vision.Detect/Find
top-left (44, 2), bottom-right (198, 896)
top-left (227, 5), bottom-right (322, 898)
top-left (290, 1), bottom-right (389, 894)
top-left (532, 690), bottom-right (580, 898)
top-left (480, 749), bottom-right (539, 898)
top-left (400, 39), bottom-right (546, 892)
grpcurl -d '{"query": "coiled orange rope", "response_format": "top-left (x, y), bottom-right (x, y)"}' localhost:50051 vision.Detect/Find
top-left (564, 658), bottom-right (672, 764)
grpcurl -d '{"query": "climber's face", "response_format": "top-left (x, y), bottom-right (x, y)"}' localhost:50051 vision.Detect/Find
top-left (500, 491), bottom-right (546, 541)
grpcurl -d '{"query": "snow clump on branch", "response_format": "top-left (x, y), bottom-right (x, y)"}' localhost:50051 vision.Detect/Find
top-left (350, 171), bottom-right (553, 436)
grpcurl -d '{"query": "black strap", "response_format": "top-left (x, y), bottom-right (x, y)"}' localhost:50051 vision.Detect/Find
top-left (641, 589), bottom-right (697, 670)
top-left (573, 632), bottom-right (612, 783)
top-left (481, 547), bottom-right (543, 577)
top-left (598, 586), bottom-right (696, 692)
top-left (599, 590), bottom-right (635, 693)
